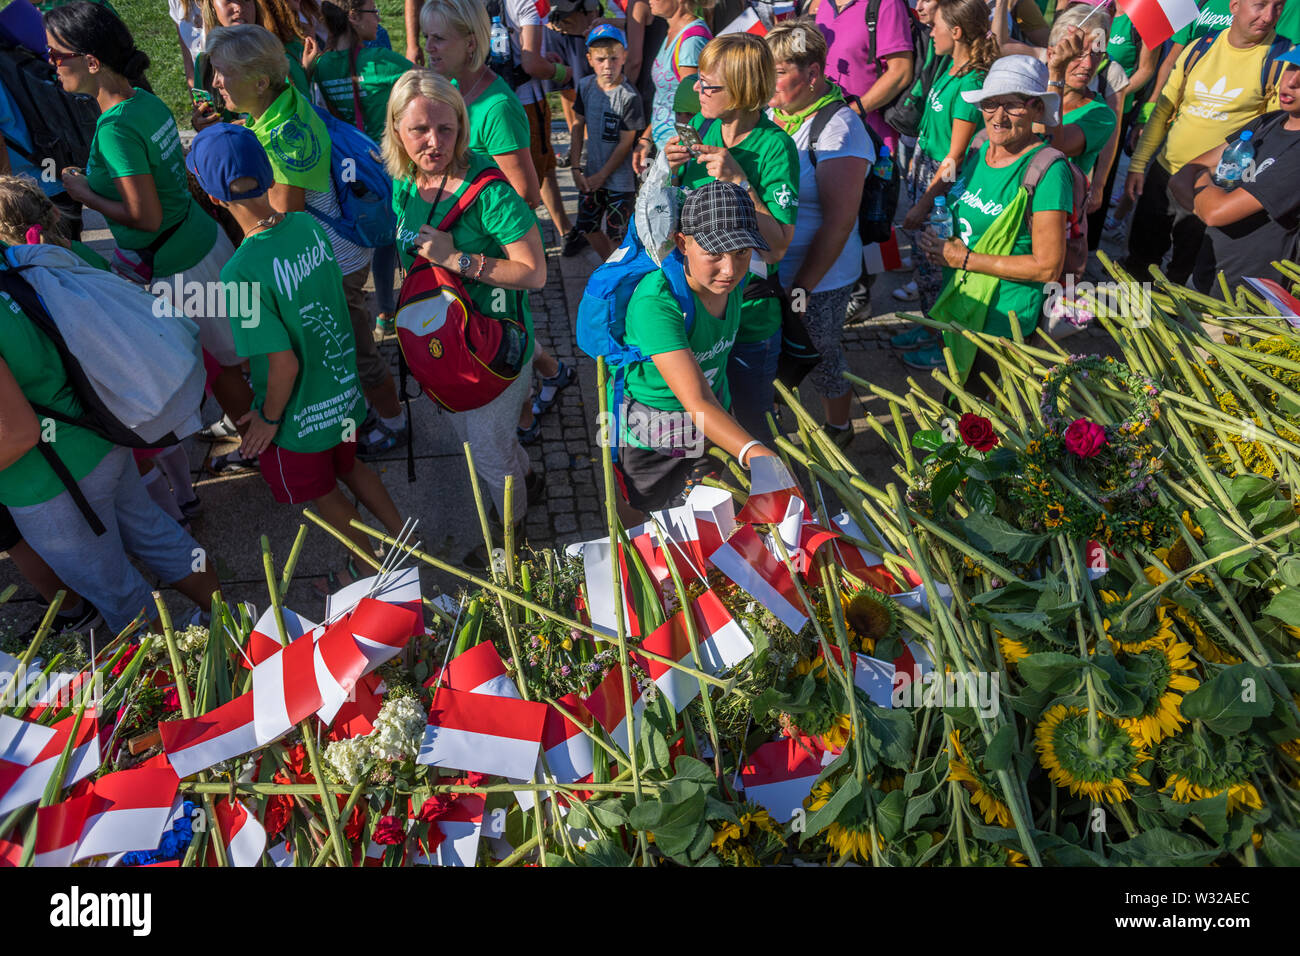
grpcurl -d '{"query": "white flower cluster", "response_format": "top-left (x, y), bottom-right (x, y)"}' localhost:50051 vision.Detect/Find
top-left (323, 736), bottom-right (370, 786)
top-left (322, 695), bottom-right (425, 783)
top-left (369, 696), bottom-right (425, 763)
top-left (176, 625), bottom-right (210, 654)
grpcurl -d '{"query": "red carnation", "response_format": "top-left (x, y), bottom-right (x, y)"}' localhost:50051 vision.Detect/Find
top-left (418, 795), bottom-right (454, 823)
top-left (373, 815), bottom-right (406, 845)
top-left (263, 797), bottom-right (291, 837)
top-left (1063, 418), bottom-right (1106, 458)
top-left (957, 413), bottom-right (998, 452)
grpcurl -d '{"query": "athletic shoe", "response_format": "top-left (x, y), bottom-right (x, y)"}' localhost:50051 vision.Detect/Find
top-left (532, 361), bottom-right (576, 416)
top-left (357, 422), bottom-right (410, 458)
top-left (375, 313), bottom-right (395, 335)
top-left (891, 280), bottom-right (919, 302)
top-left (902, 346), bottom-right (946, 370)
top-left (179, 495), bottom-right (202, 521)
top-left (208, 450), bottom-right (259, 474)
top-left (890, 325), bottom-right (938, 350)
top-left (200, 414), bottom-right (239, 440)
top-left (556, 152), bottom-right (571, 168)
top-left (562, 229), bottom-right (588, 257)
top-left (845, 280), bottom-right (872, 318)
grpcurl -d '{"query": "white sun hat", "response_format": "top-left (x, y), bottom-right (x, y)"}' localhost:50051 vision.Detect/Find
top-left (960, 54), bottom-right (1061, 127)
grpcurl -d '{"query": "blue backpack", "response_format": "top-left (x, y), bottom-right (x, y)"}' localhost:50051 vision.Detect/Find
top-left (576, 222), bottom-right (694, 461)
top-left (309, 103), bottom-right (396, 249)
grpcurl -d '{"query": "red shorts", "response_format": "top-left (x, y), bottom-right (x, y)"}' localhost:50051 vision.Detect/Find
top-left (258, 440), bottom-right (358, 504)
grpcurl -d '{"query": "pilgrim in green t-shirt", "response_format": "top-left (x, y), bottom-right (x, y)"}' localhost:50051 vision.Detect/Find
top-left (1061, 96), bottom-right (1117, 182)
top-left (1106, 13), bottom-right (1141, 79)
top-left (947, 142), bottom-right (1074, 339)
top-left (917, 66), bottom-right (985, 163)
top-left (393, 151), bottom-right (538, 364)
top-left (463, 73), bottom-right (531, 157)
top-left (221, 212), bottom-right (365, 453)
top-left (1280, 2), bottom-right (1300, 43)
top-left (86, 88), bottom-right (217, 277)
top-left (620, 267), bottom-right (741, 414)
top-left (312, 46), bottom-right (413, 143)
top-left (0, 286), bottom-right (112, 507)
top-left (678, 113), bottom-right (799, 344)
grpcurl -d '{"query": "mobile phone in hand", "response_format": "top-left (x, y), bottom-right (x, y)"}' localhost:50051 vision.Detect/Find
top-left (674, 123), bottom-right (702, 150)
top-left (190, 87), bottom-right (215, 109)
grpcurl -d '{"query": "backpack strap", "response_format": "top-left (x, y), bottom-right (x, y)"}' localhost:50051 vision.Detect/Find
top-left (864, 0), bottom-right (883, 70)
top-left (661, 251), bottom-right (696, 332)
top-left (33, 437), bottom-right (106, 536)
top-left (807, 100), bottom-right (851, 167)
top-left (1262, 33), bottom-right (1291, 97)
top-left (435, 167), bottom-right (510, 232)
top-left (670, 22), bottom-right (711, 80)
top-left (348, 44), bottom-right (365, 132)
top-left (1021, 144), bottom-right (1069, 201)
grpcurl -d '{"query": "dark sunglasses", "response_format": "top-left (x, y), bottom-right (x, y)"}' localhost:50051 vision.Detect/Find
top-left (46, 48), bottom-right (84, 67)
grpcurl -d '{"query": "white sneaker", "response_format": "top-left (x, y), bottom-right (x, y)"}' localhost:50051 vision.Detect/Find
top-left (891, 280), bottom-right (919, 302)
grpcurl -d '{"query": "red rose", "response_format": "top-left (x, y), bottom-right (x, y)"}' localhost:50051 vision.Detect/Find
top-left (373, 815), bottom-right (406, 845)
top-left (957, 413), bottom-right (998, 452)
top-left (264, 796), bottom-right (291, 837)
top-left (162, 687), bottom-right (180, 712)
top-left (418, 795), bottom-right (454, 823)
top-left (1063, 418), bottom-right (1106, 458)
top-left (342, 802), bottom-right (367, 842)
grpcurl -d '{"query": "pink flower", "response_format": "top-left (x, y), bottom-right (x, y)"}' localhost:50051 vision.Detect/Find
top-left (1063, 418), bottom-right (1106, 458)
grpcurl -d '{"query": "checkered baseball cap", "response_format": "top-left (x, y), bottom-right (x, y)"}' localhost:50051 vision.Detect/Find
top-left (678, 181), bottom-right (770, 255)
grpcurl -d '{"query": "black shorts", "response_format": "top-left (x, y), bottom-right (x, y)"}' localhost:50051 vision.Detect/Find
top-left (614, 445), bottom-right (721, 513)
top-left (575, 188), bottom-right (634, 241)
top-left (0, 505), bottom-right (21, 552)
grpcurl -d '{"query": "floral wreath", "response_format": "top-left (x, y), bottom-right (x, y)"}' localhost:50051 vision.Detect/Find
top-left (1012, 355), bottom-right (1172, 550)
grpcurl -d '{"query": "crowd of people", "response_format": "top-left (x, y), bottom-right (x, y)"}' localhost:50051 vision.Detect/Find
top-left (0, 0), bottom-right (1297, 635)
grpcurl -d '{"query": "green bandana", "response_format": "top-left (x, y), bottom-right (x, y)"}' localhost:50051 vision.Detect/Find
top-left (772, 79), bottom-right (844, 136)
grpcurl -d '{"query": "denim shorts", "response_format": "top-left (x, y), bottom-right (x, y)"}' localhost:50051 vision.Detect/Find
top-left (10, 446), bottom-right (203, 634)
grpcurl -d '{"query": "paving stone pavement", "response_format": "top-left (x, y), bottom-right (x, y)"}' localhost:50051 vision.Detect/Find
top-left (0, 124), bottom-right (1126, 635)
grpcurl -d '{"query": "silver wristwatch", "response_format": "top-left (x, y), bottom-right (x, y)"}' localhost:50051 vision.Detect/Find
top-left (456, 252), bottom-right (474, 276)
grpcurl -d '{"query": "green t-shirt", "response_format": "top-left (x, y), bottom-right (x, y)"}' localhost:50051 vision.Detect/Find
top-left (0, 286), bottom-right (112, 507)
top-left (86, 89), bottom-right (217, 276)
top-left (281, 40), bottom-right (314, 95)
top-left (463, 73), bottom-right (531, 157)
top-left (248, 84), bottom-right (332, 193)
top-left (679, 114), bottom-right (799, 343)
top-left (70, 240), bottom-right (110, 271)
top-left (221, 212), bottom-right (365, 453)
top-left (947, 142), bottom-right (1074, 339)
top-left (1061, 96), bottom-right (1117, 182)
top-left (917, 66), bottom-right (984, 163)
top-left (1170, 0), bottom-right (1232, 46)
top-left (393, 151), bottom-right (538, 364)
top-left (1106, 13), bottom-right (1141, 79)
top-left (1280, 2), bottom-right (1300, 43)
top-left (311, 46), bottom-right (413, 143)
top-left (620, 267), bottom-right (741, 431)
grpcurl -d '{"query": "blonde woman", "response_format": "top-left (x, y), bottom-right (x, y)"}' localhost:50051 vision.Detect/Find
top-left (384, 70), bottom-right (547, 568)
top-left (664, 33), bottom-right (797, 440)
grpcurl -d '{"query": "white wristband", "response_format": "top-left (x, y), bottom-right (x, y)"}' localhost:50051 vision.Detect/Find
top-left (737, 440), bottom-right (763, 469)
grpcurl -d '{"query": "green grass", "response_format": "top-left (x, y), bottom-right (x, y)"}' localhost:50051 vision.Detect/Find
top-left (106, 0), bottom-right (414, 125)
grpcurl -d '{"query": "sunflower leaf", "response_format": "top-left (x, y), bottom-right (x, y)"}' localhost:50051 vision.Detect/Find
top-left (1016, 652), bottom-right (1089, 693)
top-left (1108, 828), bottom-right (1219, 866)
top-left (875, 789), bottom-right (906, 841)
top-left (903, 792), bottom-right (935, 831)
top-left (1263, 588), bottom-right (1300, 627)
top-left (799, 775), bottom-right (862, 844)
top-left (1262, 830), bottom-right (1300, 867)
top-left (983, 723), bottom-right (1017, 773)
top-left (958, 513), bottom-right (1048, 563)
top-left (581, 839), bottom-right (632, 867)
top-left (1180, 662), bottom-right (1273, 731)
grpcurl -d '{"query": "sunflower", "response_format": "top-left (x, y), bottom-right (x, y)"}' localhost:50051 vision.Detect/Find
top-left (998, 634), bottom-right (1031, 665)
top-left (1166, 604), bottom-right (1241, 665)
top-left (1101, 594), bottom-right (1178, 654)
top-left (710, 803), bottom-right (783, 866)
top-left (1158, 729), bottom-right (1265, 815)
top-left (947, 729), bottom-right (1013, 827)
top-left (1113, 638), bottom-right (1200, 747)
top-left (1035, 705), bottom-right (1150, 804)
top-left (1005, 849), bottom-right (1028, 867)
top-left (843, 589), bottom-right (900, 652)
top-left (1044, 502), bottom-right (1067, 529)
top-left (805, 780), bottom-right (880, 864)
top-left (819, 712), bottom-right (854, 754)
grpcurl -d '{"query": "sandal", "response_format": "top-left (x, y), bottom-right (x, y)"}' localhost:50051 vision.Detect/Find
top-left (313, 556), bottom-right (362, 597)
top-left (517, 418), bottom-right (541, 445)
top-left (531, 361), bottom-right (576, 417)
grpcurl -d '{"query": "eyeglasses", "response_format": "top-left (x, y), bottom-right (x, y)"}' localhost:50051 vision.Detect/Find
top-left (46, 48), bottom-right (84, 67)
top-left (695, 79), bottom-right (725, 95)
top-left (978, 98), bottom-right (1032, 115)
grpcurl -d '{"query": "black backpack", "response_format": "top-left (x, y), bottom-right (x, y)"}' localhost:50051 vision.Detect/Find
top-left (808, 98), bottom-right (898, 246)
top-left (0, 39), bottom-right (98, 178)
top-left (864, 0), bottom-right (927, 117)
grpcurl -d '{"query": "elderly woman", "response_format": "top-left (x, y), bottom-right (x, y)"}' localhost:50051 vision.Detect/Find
top-left (764, 19), bottom-right (869, 447)
top-left (916, 55), bottom-right (1071, 389)
top-left (665, 33), bottom-right (798, 440)
top-left (384, 70), bottom-right (547, 568)
top-left (205, 24), bottom-right (409, 464)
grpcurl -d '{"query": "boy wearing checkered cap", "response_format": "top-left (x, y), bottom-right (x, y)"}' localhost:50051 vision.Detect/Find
top-left (612, 181), bottom-right (779, 517)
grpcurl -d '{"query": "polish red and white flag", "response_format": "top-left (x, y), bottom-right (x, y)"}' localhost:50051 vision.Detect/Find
top-left (413, 787), bottom-right (486, 867)
top-left (418, 685), bottom-right (547, 780)
top-left (242, 605), bottom-right (320, 669)
top-left (581, 538), bottom-right (652, 638)
top-left (709, 524), bottom-right (808, 632)
top-left (771, 496), bottom-right (839, 576)
top-left (433, 640), bottom-right (521, 699)
top-left (740, 735), bottom-right (824, 822)
top-left (0, 712), bottom-right (99, 815)
top-left (581, 664), bottom-right (646, 756)
top-left (1116, 0), bottom-right (1199, 49)
top-left (210, 797), bottom-right (266, 867)
top-left (324, 566), bottom-right (423, 631)
top-left (641, 591), bottom-right (753, 713)
top-left (719, 6), bottom-right (766, 35)
top-left (33, 761), bottom-right (179, 866)
top-left (736, 456), bottom-right (802, 525)
top-left (314, 597), bottom-right (419, 725)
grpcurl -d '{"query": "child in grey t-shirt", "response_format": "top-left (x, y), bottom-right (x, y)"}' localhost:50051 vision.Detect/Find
top-left (569, 24), bottom-right (645, 259)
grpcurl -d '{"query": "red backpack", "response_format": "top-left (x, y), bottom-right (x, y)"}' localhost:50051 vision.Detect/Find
top-left (396, 167), bottom-right (530, 413)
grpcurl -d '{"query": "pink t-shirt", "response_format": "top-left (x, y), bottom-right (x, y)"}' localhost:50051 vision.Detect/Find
top-left (816, 0), bottom-right (913, 152)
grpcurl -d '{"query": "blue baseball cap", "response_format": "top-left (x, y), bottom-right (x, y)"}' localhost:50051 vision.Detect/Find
top-left (185, 123), bottom-right (274, 201)
top-left (1279, 44), bottom-right (1300, 68)
top-left (587, 23), bottom-right (626, 47)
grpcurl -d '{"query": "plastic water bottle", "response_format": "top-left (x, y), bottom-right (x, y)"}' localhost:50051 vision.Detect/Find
top-left (1214, 129), bottom-right (1255, 190)
top-left (872, 144), bottom-right (893, 181)
top-left (489, 16), bottom-right (510, 69)
top-left (929, 195), bottom-right (954, 240)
